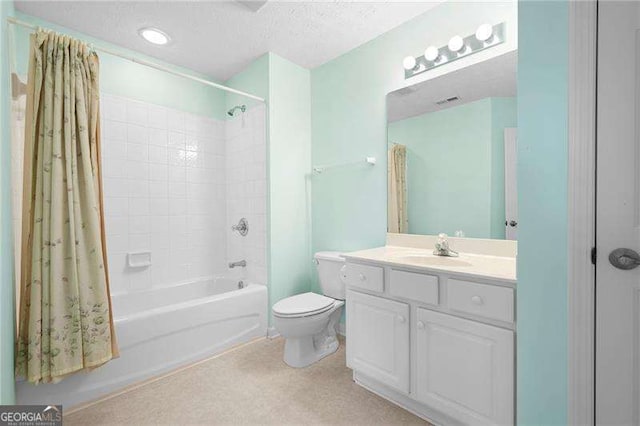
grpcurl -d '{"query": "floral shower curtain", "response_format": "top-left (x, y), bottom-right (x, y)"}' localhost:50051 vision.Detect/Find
top-left (387, 144), bottom-right (408, 233)
top-left (16, 30), bottom-right (118, 384)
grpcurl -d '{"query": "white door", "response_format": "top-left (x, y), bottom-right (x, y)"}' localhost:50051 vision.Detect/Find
top-left (346, 289), bottom-right (410, 393)
top-left (504, 128), bottom-right (518, 240)
top-left (597, 2), bottom-right (640, 424)
top-left (414, 309), bottom-right (514, 426)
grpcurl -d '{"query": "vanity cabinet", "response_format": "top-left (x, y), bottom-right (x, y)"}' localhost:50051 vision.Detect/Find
top-left (415, 309), bottom-right (514, 426)
top-left (346, 290), bottom-right (410, 393)
top-left (344, 260), bottom-right (515, 426)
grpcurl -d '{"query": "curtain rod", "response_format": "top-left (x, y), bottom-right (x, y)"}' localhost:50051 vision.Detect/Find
top-left (6, 16), bottom-right (266, 103)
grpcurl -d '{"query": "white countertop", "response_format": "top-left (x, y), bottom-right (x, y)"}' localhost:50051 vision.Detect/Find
top-left (343, 245), bottom-right (517, 285)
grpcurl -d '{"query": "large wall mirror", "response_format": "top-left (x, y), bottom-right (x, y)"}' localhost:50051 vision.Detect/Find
top-left (386, 51), bottom-right (517, 240)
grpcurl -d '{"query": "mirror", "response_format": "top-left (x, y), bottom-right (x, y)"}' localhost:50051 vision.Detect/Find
top-left (386, 51), bottom-right (517, 240)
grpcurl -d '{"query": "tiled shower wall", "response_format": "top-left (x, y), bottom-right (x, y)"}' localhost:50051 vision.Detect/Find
top-left (101, 94), bottom-right (229, 294)
top-left (225, 104), bottom-right (268, 285)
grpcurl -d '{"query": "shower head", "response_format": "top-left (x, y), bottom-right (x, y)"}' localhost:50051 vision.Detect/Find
top-left (227, 105), bottom-right (247, 116)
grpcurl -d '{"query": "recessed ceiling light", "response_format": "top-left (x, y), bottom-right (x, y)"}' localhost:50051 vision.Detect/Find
top-left (139, 27), bottom-right (170, 45)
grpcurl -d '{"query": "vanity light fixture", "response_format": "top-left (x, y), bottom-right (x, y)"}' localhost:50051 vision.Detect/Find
top-left (402, 55), bottom-right (417, 71)
top-left (402, 22), bottom-right (506, 80)
top-left (424, 46), bottom-right (440, 62)
top-left (139, 27), bottom-right (171, 45)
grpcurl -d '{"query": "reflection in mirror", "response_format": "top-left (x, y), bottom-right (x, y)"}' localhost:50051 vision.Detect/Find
top-left (387, 51), bottom-right (517, 240)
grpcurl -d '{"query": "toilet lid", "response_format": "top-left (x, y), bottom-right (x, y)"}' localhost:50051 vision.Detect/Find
top-left (272, 292), bottom-right (335, 317)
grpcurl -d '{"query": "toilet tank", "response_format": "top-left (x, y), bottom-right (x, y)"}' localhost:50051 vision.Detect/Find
top-left (314, 251), bottom-right (345, 300)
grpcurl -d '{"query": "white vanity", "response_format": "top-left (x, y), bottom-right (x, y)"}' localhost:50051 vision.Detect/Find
top-left (343, 234), bottom-right (516, 426)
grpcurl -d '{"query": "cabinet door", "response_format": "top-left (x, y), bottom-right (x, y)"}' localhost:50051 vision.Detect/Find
top-left (415, 308), bottom-right (514, 426)
top-left (346, 290), bottom-right (410, 393)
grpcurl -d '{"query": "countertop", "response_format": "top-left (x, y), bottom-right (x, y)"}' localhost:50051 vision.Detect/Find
top-left (343, 245), bottom-right (516, 285)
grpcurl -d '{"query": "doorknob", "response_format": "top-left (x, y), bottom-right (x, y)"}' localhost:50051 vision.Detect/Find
top-left (609, 248), bottom-right (640, 270)
top-left (505, 220), bottom-right (518, 227)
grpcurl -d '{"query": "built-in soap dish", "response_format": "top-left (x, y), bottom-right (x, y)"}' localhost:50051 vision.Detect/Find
top-left (127, 251), bottom-right (151, 268)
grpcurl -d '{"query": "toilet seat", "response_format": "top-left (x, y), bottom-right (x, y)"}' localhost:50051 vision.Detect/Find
top-left (273, 292), bottom-right (336, 318)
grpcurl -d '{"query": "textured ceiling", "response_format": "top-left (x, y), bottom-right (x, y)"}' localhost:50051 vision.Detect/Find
top-left (14, 1), bottom-right (444, 81)
top-left (387, 51), bottom-right (518, 122)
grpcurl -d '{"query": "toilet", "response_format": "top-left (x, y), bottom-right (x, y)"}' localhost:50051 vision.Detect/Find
top-left (272, 251), bottom-right (345, 368)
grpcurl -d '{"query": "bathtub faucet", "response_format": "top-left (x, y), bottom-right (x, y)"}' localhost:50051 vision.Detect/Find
top-left (229, 260), bottom-right (247, 268)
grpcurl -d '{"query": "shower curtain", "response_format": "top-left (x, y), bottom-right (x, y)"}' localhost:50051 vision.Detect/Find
top-left (387, 144), bottom-right (408, 233)
top-left (15, 30), bottom-right (118, 384)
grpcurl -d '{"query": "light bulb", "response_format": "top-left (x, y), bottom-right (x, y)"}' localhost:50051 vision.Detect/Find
top-left (475, 23), bottom-right (493, 42)
top-left (448, 35), bottom-right (465, 53)
top-left (424, 46), bottom-right (439, 62)
top-left (403, 56), bottom-right (417, 70)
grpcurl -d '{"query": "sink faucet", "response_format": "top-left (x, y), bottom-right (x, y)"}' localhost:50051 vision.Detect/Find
top-left (433, 233), bottom-right (459, 257)
top-left (229, 260), bottom-right (247, 268)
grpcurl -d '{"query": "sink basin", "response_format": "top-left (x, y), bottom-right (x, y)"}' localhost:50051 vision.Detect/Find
top-left (393, 255), bottom-right (473, 267)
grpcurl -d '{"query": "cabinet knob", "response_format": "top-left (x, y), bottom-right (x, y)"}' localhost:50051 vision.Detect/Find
top-left (397, 315), bottom-right (406, 323)
top-left (471, 295), bottom-right (484, 305)
top-left (358, 273), bottom-right (366, 281)
top-left (417, 321), bottom-right (425, 329)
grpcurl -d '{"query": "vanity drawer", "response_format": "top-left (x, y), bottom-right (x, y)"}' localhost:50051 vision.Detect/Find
top-left (389, 270), bottom-right (439, 305)
top-left (448, 279), bottom-right (514, 323)
top-left (345, 263), bottom-right (384, 293)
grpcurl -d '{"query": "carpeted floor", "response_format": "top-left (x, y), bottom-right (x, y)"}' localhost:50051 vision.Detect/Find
top-left (65, 337), bottom-right (429, 425)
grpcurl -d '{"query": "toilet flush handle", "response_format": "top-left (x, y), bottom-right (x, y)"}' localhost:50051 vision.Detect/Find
top-left (339, 265), bottom-right (348, 283)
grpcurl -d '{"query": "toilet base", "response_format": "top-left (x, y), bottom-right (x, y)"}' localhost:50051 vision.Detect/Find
top-left (283, 333), bottom-right (339, 368)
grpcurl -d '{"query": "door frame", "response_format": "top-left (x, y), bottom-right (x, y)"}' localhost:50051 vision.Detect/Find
top-left (567, 0), bottom-right (597, 424)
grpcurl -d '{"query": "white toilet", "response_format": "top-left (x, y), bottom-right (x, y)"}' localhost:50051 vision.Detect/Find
top-left (272, 251), bottom-right (345, 368)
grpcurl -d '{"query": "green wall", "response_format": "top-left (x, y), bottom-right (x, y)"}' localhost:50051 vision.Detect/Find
top-left (267, 55), bottom-right (312, 320)
top-left (310, 1), bottom-right (517, 294)
top-left (227, 53), bottom-right (312, 325)
top-left (388, 97), bottom-right (516, 238)
top-left (517, 1), bottom-right (568, 424)
top-left (13, 12), bottom-right (228, 120)
top-left (0, 0), bottom-right (16, 406)
top-left (225, 54), bottom-right (269, 112)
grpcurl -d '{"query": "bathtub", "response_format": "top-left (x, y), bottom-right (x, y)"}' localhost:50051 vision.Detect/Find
top-left (16, 277), bottom-right (267, 408)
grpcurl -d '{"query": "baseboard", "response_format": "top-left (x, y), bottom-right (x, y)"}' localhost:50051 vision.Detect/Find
top-left (353, 371), bottom-right (457, 426)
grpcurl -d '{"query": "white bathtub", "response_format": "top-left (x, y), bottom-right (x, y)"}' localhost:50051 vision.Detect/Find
top-left (16, 277), bottom-right (268, 408)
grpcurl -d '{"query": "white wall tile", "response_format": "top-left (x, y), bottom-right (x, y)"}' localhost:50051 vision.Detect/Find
top-left (167, 110), bottom-right (185, 132)
top-left (129, 216), bottom-right (151, 234)
top-left (103, 120), bottom-right (127, 141)
top-left (127, 124), bottom-right (148, 144)
top-left (102, 94), bottom-right (127, 122)
top-left (102, 139), bottom-right (127, 160)
top-left (105, 197), bottom-right (128, 217)
top-left (126, 161), bottom-right (149, 180)
top-left (102, 94), bottom-right (230, 294)
top-left (126, 100), bottom-right (148, 126)
top-left (149, 145), bottom-right (167, 164)
top-left (148, 128), bottom-right (168, 147)
top-left (149, 164), bottom-right (168, 182)
top-left (104, 178), bottom-right (128, 198)
top-left (127, 143), bottom-right (148, 162)
top-left (129, 233), bottom-right (150, 251)
top-left (106, 233), bottom-right (128, 254)
top-left (147, 105), bottom-right (168, 130)
top-left (129, 197), bottom-right (149, 216)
